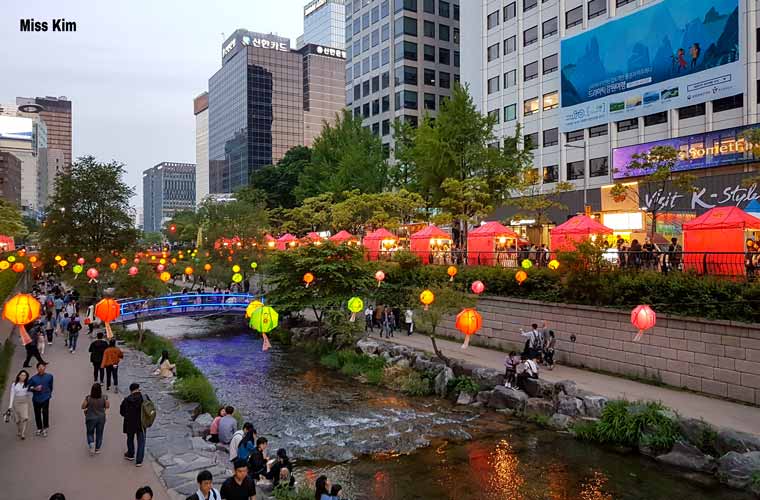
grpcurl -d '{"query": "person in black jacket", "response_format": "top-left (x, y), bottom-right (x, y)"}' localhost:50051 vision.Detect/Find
top-left (89, 332), bottom-right (109, 383)
top-left (266, 448), bottom-right (295, 488)
top-left (246, 436), bottom-right (269, 480)
top-left (120, 383), bottom-right (146, 466)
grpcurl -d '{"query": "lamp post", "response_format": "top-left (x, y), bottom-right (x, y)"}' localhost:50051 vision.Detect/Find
top-left (564, 140), bottom-right (588, 206)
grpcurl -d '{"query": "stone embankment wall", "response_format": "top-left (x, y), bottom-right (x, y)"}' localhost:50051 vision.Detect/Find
top-left (435, 296), bottom-right (760, 406)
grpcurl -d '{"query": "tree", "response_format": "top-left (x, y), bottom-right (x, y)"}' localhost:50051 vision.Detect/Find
top-left (509, 169), bottom-right (574, 243)
top-left (610, 145), bottom-right (696, 237)
top-left (414, 285), bottom-right (474, 366)
top-left (141, 232), bottom-right (164, 247)
top-left (283, 193), bottom-right (334, 234)
top-left (0, 200), bottom-right (28, 239)
top-left (438, 178), bottom-right (493, 247)
top-left (41, 156), bottom-right (139, 253)
top-left (330, 189), bottom-right (426, 234)
top-left (295, 110), bottom-right (387, 201)
top-left (164, 210), bottom-right (200, 243)
top-left (198, 198), bottom-right (269, 247)
top-left (249, 146), bottom-right (311, 209)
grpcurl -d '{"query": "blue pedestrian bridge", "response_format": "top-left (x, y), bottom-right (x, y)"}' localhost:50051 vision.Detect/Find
top-left (113, 293), bottom-right (259, 324)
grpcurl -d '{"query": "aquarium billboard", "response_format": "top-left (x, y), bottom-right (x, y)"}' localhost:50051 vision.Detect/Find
top-left (560, 0), bottom-right (741, 131)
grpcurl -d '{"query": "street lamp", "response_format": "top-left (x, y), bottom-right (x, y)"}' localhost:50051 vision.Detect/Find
top-left (564, 140), bottom-right (588, 206)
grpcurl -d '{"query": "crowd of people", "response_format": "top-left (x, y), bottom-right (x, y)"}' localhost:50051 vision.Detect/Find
top-left (502, 321), bottom-right (557, 391)
top-left (363, 304), bottom-right (414, 337)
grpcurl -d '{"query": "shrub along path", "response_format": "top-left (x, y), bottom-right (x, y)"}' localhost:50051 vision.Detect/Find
top-left (382, 333), bottom-right (760, 436)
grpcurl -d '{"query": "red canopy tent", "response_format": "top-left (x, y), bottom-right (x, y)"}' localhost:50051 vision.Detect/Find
top-left (276, 233), bottom-right (299, 250)
top-left (467, 221), bottom-right (520, 265)
top-left (550, 215), bottom-right (613, 252)
top-left (363, 228), bottom-right (398, 260)
top-left (263, 234), bottom-right (277, 250)
top-left (410, 225), bottom-right (452, 264)
top-left (303, 232), bottom-right (325, 245)
top-left (682, 206), bottom-right (760, 275)
top-left (329, 230), bottom-right (358, 245)
top-left (0, 235), bottom-right (15, 252)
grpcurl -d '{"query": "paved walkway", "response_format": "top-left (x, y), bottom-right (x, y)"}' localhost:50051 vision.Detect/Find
top-left (380, 333), bottom-right (760, 436)
top-left (0, 331), bottom-right (169, 499)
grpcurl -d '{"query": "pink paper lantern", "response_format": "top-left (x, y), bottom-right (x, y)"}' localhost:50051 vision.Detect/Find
top-left (77, 257), bottom-right (85, 265)
top-left (631, 305), bottom-right (656, 342)
top-left (86, 268), bottom-right (99, 279)
top-left (471, 280), bottom-right (485, 295)
top-left (128, 266), bottom-right (139, 276)
top-left (157, 264), bottom-right (165, 272)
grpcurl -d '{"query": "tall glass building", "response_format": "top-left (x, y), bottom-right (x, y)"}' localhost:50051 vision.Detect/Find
top-left (297, 0), bottom-right (346, 50)
top-left (142, 162), bottom-right (196, 233)
top-left (299, 44), bottom-right (347, 146)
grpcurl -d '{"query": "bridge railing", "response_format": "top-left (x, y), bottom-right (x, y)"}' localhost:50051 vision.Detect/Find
top-left (114, 293), bottom-right (258, 323)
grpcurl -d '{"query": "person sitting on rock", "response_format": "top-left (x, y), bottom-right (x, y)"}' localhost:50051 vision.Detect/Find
top-left (208, 406), bottom-right (226, 443)
top-left (515, 354), bottom-right (539, 391)
top-left (503, 351), bottom-right (519, 389)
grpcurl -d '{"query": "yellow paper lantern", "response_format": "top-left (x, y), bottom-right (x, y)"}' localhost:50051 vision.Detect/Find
top-left (515, 270), bottom-right (527, 285)
top-left (232, 273), bottom-right (243, 283)
top-left (0, 261), bottom-right (9, 271)
top-left (521, 259), bottom-right (533, 269)
top-left (232, 264), bottom-right (241, 273)
top-left (419, 289), bottom-right (435, 310)
top-left (548, 259), bottom-right (560, 270)
top-left (245, 300), bottom-right (263, 318)
top-left (159, 271), bottom-right (171, 282)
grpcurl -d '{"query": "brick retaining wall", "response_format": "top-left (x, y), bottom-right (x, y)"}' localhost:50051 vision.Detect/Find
top-left (436, 296), bottom-right (760, 406)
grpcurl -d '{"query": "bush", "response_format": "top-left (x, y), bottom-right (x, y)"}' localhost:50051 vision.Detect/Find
top-left (0, 339), bottom-right (16, 396)
top-left (319, 349), bottom-right (386, 385)
top-left (0, 272), bottom-right (19, 302)
top-left (447, 376), bottom-right (480, 396)
top-left (273, 484), bottom-right (313, 500)
top-left (383, 367), bottom-right (434, 396)
top-left (173, 375), bottom-right (220, 414)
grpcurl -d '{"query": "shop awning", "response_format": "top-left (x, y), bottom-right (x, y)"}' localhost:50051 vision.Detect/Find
top-left (682, 206), bottom-right (760, 231)
top-left (329, 230), bottom-right (355, 242)
top-left (364, 228), bottom-right (397, 241)
top-left (277, 233), bottom-right (298, 242)
top-left (410, 224), bottom-right (451, 241)
top-left (551, 215), bottom-right (613, 236)
top-left (469, 221), bottom-right (520, 238)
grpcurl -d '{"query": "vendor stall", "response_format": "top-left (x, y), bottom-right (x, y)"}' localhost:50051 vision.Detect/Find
top-left (550, 215), bottom-right (613, 252)
top-left (682, 206), bottom-right (760, 276)
top-left (264, 234), bottom-right (277, 249)
top-left (410, 225), bottom-right (453, 264)
top-left (276, 233), bottom-right (299, 250)
top-left (467, 221), bottom-right (520, 266)
top-left (363, 228), bottom-right (399, 260)
top-left (329, 230), bottom-right (359, 245)
top-left (303, 232), bottom-right (325, 245)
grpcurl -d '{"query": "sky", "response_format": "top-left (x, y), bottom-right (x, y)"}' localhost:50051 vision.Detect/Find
top-left (1, 0), bottom-right (307, 209)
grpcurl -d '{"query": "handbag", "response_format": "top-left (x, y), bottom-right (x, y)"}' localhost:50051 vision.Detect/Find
top-left (3, 409), bottom-right (11, 423)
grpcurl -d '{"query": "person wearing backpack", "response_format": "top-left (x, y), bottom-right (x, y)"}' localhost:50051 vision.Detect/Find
top-left (120, 382), bottom-right (149, 466)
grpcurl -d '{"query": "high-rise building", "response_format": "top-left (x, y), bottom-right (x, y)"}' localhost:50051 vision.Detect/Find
top-left (142, 162), bottom-right (196, 233)
top-left (16, 96), bottom-right (72, 172)
top-left (345, 0), bottom-right (461, 156)
top-left (465, 0), bottom-right (759, 239)
top-left (207, 30), bottom-right (345, 194)
top-left (299, 44), bottom-right (348, 146)
top-left (0, 109), bottom-right (46, 216)
top-left (194, 92), bottom-right (209, 205)
top-left (0, 152), bottom-right (22, 206)
top-left (297, 0), bottom-right (347, 50)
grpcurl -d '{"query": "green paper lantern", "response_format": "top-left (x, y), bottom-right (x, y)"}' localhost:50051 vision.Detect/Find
top-left (521, 259), bottom-right (533, 269)
top-left (347, 297), bottom-right (364, 313)
top-left (7, 255), bottom-right (16, 263)
top-left (250, 261), bottom-right (258, 270)
top-left (232, 272), bottom-right (243, 283)
top-left (249, 306), bottom-right (278, 333)
top-left (72, 264), bottom-right (83, 274)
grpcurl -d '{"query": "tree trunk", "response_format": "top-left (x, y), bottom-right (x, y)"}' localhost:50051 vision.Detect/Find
top-left (137, 322), bottom-right (144, 347)
top-left (429, 332), bottom-right (451, 367)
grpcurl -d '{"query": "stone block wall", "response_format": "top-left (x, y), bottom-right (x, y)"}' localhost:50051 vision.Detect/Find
top-left (436, 296), bottom-right (760, 406)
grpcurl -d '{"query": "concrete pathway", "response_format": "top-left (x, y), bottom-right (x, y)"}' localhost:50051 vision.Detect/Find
top-left (0, 331), bottom-right (170, 499)
top-left (380, 333), bottom-right (760, 436)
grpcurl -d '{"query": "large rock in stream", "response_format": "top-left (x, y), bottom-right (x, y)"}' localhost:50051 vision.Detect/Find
top-left (717, 451), bottom-right (760, 491)
top-left (656, 441), bottom-right (717, 473)
top-left (487, 386), bottom-right (528, 412)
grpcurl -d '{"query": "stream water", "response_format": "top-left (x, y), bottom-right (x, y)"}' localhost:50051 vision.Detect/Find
top-left (146, 317), bottom-right (751, 500)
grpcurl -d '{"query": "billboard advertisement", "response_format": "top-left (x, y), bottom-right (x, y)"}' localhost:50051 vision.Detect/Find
top-left (0, 116), bottom-right (33, 141)
top-left (560, 0), bottom-right (741, 132)
top-left (613, 124), bottom-right (758, 179)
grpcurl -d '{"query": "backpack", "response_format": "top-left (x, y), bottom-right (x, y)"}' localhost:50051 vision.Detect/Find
top-left (140, 395), bottom-right (157, 429)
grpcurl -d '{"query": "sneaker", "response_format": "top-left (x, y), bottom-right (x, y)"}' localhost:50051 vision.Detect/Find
top-left (42, 430), bottom-right (48, 437)
top-left (89, 444), bottom-right (95, 455)
top-left (35, 430), bottom-right (42, 436)
top-left (124, 454), bottom-right (135, 461)
top-left (95, 449), bottom-right (101, 454)
top-left (136, 463), bottom-right (143, 467)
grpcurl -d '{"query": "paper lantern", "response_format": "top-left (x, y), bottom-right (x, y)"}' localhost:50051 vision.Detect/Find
top-left (419, 289), bottom-right (434, 310)
top-left (171, 258), bottom-right (177, 264)
top-left (150, 255), bottom-right (156, 261)
top-left (471, 280), bottom-right (485, 295)
top-left (11, 263), bottom-right (25, 273)
top-left (232, 273), bottom-right (243, 283)
top-left (72, 264), bottom-right (83, 275)
top-left (95, 298), bottom-right (120, 340)
top-left (120, 258), bottom-right (128, 265)
top-left (128, 266), bottom-right (139, 276)
top-left (245, 300), bottom-right (263, 318)
top-left (86, 268), bottom-right (99, 280)
top-left (347, 297), bottom-right (364, 322)
top-left (250, 261), bottom-right (258, 270)
top-left (515, 270), bottom-right (527, 285)
top-left (2, 293), bottom-right (41, 345)
top-left (303, 272), bottom-right (314, 287)
top-left (631, 305), bottom-right (656, 342)
top-left (204, 263), bottom-right (212, 272)
top-left (521, 259), bottom-right (533, 269)
top-left (159, 258), bottom-right (166, 265)
top-left (375, 270), bottom-right (385, 287)
top-left (455, 308), bottom-right (483, 349)
top-left (157, 264), bottom-right (166, 272)
top-left (58, 259), bottom-right (67, 267)
top-left (184, 266), bottom-right (194, 275)
top-left (160, 271), bottom-right (171, 282)
top-left (133, 258), bottom-right (140, 264)
top-left (447, 266), bottom-right (458, 281)
top-left (29, 256), bottom-right (38, 264)
top-left (54, 255), bottom-right (62, 262)
top-left (6, 255), bottom-right (15, 263)
top-left (249, 306), bottom-right (278, 352)
top-left (77, 257), bottom-right (85, 265)
top-left (95, 257), bottom-right (102, 263)
top-left (232, 265), bottom-right (241, 273)
top-left (0, 261), bottom-right (9, 271)
top-left (109, 262), bottom-right (118, 271)
top-left (548, 259), bottom-right (560, 270)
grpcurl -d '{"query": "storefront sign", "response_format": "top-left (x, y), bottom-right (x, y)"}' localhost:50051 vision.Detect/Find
top-left (636, 172), bottom-right (760, 212)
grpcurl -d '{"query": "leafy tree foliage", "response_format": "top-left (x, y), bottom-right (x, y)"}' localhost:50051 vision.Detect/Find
top-left (331, 189), bottom-right (426, 234)
top-left (0, 200), bottom-right (28, 239)
top-left (437, 178), bottom-right (493, 243)
top-left (249, 146), bottom-right (311, 209)
top-left (509, 169), bottom-right (574, 242)
top-left (197, 198), bottom-right (269, 245)
top-left (414, 285), bottom-right (474, 365)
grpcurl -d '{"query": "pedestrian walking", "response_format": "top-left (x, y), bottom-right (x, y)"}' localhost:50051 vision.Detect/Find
top-left (7, 369), bottom-right (32, 439)
top-left (404, 308), bottom-right (414, 335)
top-left (23, 323), bottom-right (47, 367)
top-left (28, 362), bottom-right (54, 436)
top-left (120, 382), bottom-right (146, 466)
top-left (89, 332), bottom-right (109, 384)
top-left (520, 321), bottom-right (546, 360)
top-left (186, 470), bottom-right (221, 500)
top-left (135, 486), bottom-right (154, 500)
top-left (221, 458), bottom-right (256, 500)
top-left (544, 330), bottom-right (556, 370)
top-left (59, 313), bottom-right (71, 347)
top-left (364, 305), bottom-right (374, 333)
top-left (101, 339), bottom-right (124, 392)
top-left (67, 315), bottom-right (82, 353)
top-left (82, 382), bottom-right (109, 454)
top-left (43, 311), bottom-right (55, 345)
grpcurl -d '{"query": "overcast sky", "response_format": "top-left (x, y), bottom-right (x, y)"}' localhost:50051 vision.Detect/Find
top-left (1, 0), bottom-right (306, 209)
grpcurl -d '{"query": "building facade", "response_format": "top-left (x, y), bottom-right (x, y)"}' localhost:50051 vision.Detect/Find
top-left (142, 162), bottom-right (196, 233)
top-left (0, 111), bottom-right (46, 217)
top-left (16, 96), bottom-right (72, 172)
top-left (465, 0), bottom-right (759, 239)
top-left (299, 43), bottom-right (348, 146)
top-left (194, 92), bottom-right (209, 206)
top-left (0, 152), bottom-right (22, 206)
top-left (345, 0), bottom-right (461, 155)
top-left (297, 0), bottom-right (347, 50)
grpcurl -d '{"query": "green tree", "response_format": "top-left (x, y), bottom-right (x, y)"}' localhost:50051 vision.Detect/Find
top-left (283, 193), bottom-right (334, 233)
top-left (295, 110), bottom-right (387, 201)
top-left (438, 178), bottom-right (493, 250)
top-left (41, 156), bottom-right (139, 253)
top-left (164, 210), bottom-right (200, 243)
top-left (198, 198), bottom-right (269, 247)
top-left (141, 232), bottom-right (164, 246)
top-left (330, 189), bottom-right (426, 234)
top-left (0, 200), bottom-right (28, 239)
top-left (249, 146), bottom-right (311, 209)
top-left (509, 169), bottom-right (574, 243)
top-left (414, 285), bottom-right (474, 366)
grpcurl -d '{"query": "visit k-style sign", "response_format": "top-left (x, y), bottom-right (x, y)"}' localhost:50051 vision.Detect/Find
top-left (20, 18), bottom-right (77, 32)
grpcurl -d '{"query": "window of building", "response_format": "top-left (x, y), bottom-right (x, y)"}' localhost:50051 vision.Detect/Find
top-left (487, 43), bottom-right (500, 62)
top-left (487, 11), bottom-right (500, 30)
top-left (616, 0), bottom-right (635, 7)
top-left (524, 97), bottom-right (539, 116)
top-left (353, 18), bottom-right (361, 35)
top-left (382, 94), bottom-right (390, 111)
top-left (524, 61), bottom-right (538, 81)
top-left (678, 103), bottom-right (706, 119)
top-left (504, 36), bottom-right (517, 55)
top-left (439, 0), bottom-right (450, 17)
top-left (488, 109), bottom-right (501, 124)
top-left (424, 93), bottom-right (436, 110)
top-left (354, 107), bottom-right (361, 118)
top-left (382, 71), bottom-right (390, 88)
top-left (543, 128), bottom-right (559, 147)
top-left (402, 41), bottom-right (417, 60)
top-left (354, 84), bottom-right (361, 100)
top-left (423, 0), bottom-right (435, 14)
top-left (543, 91), bottom-right (559, 110)
top-left (542, 17), bottom-right (558, 38)
top-left (643, 111), bottom-right (667, 126)
top-left (588, 124), bottom-right (608, 137)
top-left (617, 118), bottom-right (638, 132)
top-left (423, 68), bottom-right (436, 85)
top-left (362, 58), bottom-right (370, 74)
top-left (372, 99), bottom-right (380, 115)
top-left (372, 52), bottom-right (380, 70)
top-left (424, 44), bottom-right (435, 61)
top-left (362, 12), bottom-right (370, 29)
top-left (382, 119), bottom-right (390, 136)
top-left (439, 71), bottom-right (451, 88)
top-left (757, 80), bottom-right (760, 103)
top-left (487, 76), bottom-right (500, 94)
top-left (453, 27), bottom-right (459, 44)
top-left (402, 65), bottom-right (418, 85)
top-left (504, 2), bottom-right (516, 21)
top-left (439, 24), bottom-right (450, 41)
top-left (566, 129), bottom-right (584, 142)
top-left (587, 0), bottom-right (606, 19)
top-left (363, 102), bottom-right (370, 118)
top-left (362, 35), bottom-right (370, 52)
top-left (382, 47), bottom-right (390, 65)
top-left (453, 3), bottom-right (459, 20)
top-left (524, 0), bottom-right (537, 12)
top-left (590, 156), bottom-right (609, 177)
top-left (454, 50), bottom-right (460, 67)
top-left (382, 143), bottom-right (391, 158)
top-left (504, 104), bottom-right (517, 121)
top-left (395, 92), bottom-right (401, 111)
top-left (371, 29), bottom-right (380, 47)
top-left (567, 160), bottom-right (585, 180)
top-left (566, 6), bottom-right (583, 28)
top-left (369, 76), bottom-right (379, 93)
top-left (525, 132), bottom-right (539, 150)
top-left (439, 47), bottom-right (450, 65)
top-left (363, 80), bottom-right (370, 97)
top-left (396, 16), bottom-right (417, 36)
top-left (544, 165), bottom-right (559, 183)
top-left (523, 26), bottom-right (538, 46)
top-left (381, 0), bottom-right (390, 16)
top-left (504, 69), bottom-right (517, 88)
top-left (404, 90), bottom-right (418, 109)
top-left (543, 53), bottom-right (558, 74)
top-left (424, 20), bottom-right (435, 38)
top-left (395, 0), bottom-right (417, 12)
top-left (713, 93), bottom-right (743, 112)
top-left (382, 23), bottom-right (390, 41)
top-left (371, 5), bottom-right (380, 23)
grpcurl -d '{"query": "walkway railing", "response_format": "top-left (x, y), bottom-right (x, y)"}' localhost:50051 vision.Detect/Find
top-left (114, 293), bottom-right (258, 324)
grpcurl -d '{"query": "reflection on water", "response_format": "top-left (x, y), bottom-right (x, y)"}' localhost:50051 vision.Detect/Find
top-left (159, 319), bottom-right (751, 500)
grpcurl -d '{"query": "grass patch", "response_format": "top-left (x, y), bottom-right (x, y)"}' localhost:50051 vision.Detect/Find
top-left (526, 414), bottom-right (551, 427)
top-left (0, 272), bottom-right (19, 303)
top-left (273, 484), bottom-right (313, 500)
top-left (382, 366), bottom-right (434, 396)
top-left (319, 349), bottom-right (386, 385)
top-left (447, 375), bottom-right (480, 396)
top-left (0, 338), bottom-right (16, 394)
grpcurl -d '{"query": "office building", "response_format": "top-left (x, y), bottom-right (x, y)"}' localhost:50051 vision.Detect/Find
top-left (299, 44), bottom-right (348, 146)
top-left (142, 162), bottom-right (196, 233)
top-left (16, 96), bottom-right (72, 172)
top-left (465, 0), bottom-right (759, 240)
top-left (194, 92), bottom-right (209, 205)
top-left (0, 152), bottom-right (22, 206)
top-left (0, 110), bottom-right (46, 216)
top-left (345, 0), bottom-right (461, 155)
top-left (297, 0), bottom-right (346, 50)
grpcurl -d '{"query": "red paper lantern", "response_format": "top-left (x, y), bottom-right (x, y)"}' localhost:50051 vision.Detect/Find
top-left (133, 258), bottom-right (140, 264)
top-left (2, 293), bottom-right (41, 345)
top-left (77, 257), bottom-right (85, 265)
top-left (95, 298), bottom-right (120, 340)
top-left (95, 257), bottom-right (102, 263)
top-left (471, 280), bottom-right (485, 295)
top-left (631, 305), bottom-right (656, 342)
top-left (515, 271), bottom-right (527, 286)
top-left (120, 258), bottom-right (128, 265)
top-left (128, 266), bottom-right (139, 276)
top-left (109, 262), bottom-right (118, 271)
top-left (86, 268), bottom-right (99, 280)
top-left (455, 308), bottom-right (482, 349)
top-left (11, 263), bottom-right (25, 273)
